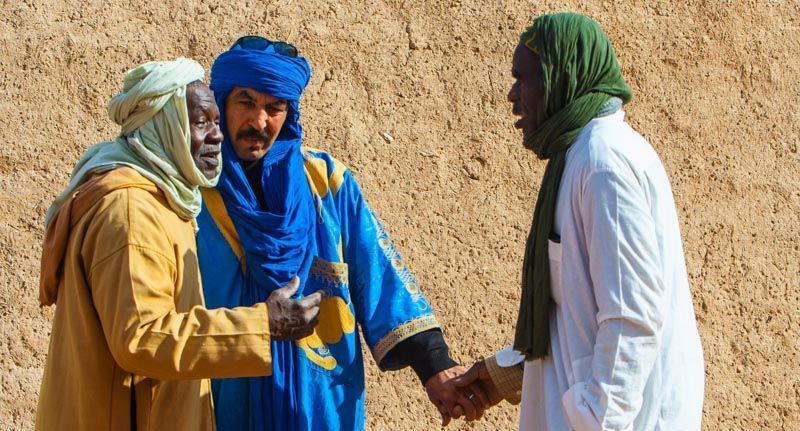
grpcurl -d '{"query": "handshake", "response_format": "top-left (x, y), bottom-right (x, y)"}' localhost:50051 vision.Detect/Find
top-left (423, 361), bottom-right (504, 426)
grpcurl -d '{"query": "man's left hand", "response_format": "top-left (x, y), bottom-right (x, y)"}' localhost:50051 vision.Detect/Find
top-left (424, 365), bottom-right (490, 426)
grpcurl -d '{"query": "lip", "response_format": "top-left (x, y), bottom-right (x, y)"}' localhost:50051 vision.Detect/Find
top-left (200, 151), bottom-right (220, 164)
top-left (242, 137), bottom-right (267, 145)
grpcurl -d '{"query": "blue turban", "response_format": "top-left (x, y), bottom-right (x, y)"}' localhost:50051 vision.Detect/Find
top-left (210, 47), bottom-right (316, 430)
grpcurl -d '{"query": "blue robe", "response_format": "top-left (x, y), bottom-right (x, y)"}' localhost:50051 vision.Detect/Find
top-left (197, 148), bottom-right (439, 430)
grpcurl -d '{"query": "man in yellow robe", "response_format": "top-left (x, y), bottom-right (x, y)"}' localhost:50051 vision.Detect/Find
top-left (35, 58), bottom-right (321, 431)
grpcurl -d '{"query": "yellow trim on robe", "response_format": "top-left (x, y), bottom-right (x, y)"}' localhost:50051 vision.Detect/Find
top-left (329, 159), bottom-right (347, 196)
top-left (371, 315), bottom-right (440, 365)
top-left (201, 188), bottom-right (246, 271)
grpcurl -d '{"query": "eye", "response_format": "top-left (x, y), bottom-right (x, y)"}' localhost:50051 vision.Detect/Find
top-left (194, 120), bottom-right (207, 127)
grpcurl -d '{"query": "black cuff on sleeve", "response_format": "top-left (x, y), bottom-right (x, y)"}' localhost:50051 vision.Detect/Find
top-left (378, 328), bottom-right (458, 384)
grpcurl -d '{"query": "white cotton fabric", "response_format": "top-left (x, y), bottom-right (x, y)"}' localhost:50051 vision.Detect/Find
top-left (517, 110), bottom-right (704, 431)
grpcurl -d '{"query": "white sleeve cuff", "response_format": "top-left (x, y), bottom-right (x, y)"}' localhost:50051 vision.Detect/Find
top-left (495, 345), bottom-right (526, 367)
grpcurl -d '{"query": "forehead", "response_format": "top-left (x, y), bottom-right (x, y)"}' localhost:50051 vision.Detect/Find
top-left (187, 83), bottom-right (216, 109)
top-left (512, 44), bottom-right (539, 75)
top-left (229, 86), bottom-right (286, 104)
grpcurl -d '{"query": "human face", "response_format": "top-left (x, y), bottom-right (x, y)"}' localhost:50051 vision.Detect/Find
top-left (224, 87), bottom-right (289, 162)
top-left (186, 83), bottom-right (224, 180)
top-left (508, 44), bottom-right (546, 144)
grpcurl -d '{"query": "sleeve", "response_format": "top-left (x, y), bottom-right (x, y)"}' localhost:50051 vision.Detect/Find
top-left (379, 329), bottom-right (457, 384)
top-left (335, 171), bottom-right (443, 368)
top-left (485, 345), bottom-right (525, 404)
top-left (563, 169), bottom-right (665, 431)
top-left (87, 194), bottom-right (272, 381)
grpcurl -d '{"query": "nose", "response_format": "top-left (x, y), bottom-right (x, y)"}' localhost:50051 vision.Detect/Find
top-left (507, 81), bottom-right (520, 103)
top-left (247, 108), bottom-right (270, 131)
top-left (209, 122), bottom-right (223, 144)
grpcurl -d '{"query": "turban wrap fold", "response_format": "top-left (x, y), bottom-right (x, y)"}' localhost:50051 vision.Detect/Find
top-left (513, 13), bottom-right (633, 359)
top-left (210, 46), bottom-right (314, 431)
top-left (46, 58), bottom-right (217, 225)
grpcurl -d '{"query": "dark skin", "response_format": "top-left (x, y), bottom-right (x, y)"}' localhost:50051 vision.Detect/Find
top-left (266, 276), bottom-right (322, 341)
top-left (450, 43), bottom-right (547, 417)
top-left (508, 44), bottom-right (546, 145)
top-left (187, 82), bottom-right (224, 180)
top-left (187, 83), bottom-right (321, 339)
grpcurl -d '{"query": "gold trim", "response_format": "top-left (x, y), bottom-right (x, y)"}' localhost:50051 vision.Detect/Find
top-left (309, 258), bottom-right (349, 287)
top-left (372, 315), bottom-right (440, 364)
top-left (329, 159), bottom-right (347, 197)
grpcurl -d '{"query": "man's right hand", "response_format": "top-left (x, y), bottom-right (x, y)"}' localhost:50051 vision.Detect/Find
top-left (267, 277), bottom-right (322, 340)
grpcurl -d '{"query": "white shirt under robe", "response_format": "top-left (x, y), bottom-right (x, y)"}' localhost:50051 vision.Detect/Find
top-left (498, 111), bottom-right (704, 431)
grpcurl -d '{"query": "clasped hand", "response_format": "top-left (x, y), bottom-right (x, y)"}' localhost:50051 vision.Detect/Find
top-left (424, 361), bottom-right (503, 426)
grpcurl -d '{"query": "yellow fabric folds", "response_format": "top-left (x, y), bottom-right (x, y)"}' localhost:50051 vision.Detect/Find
top-left (36, 168), bottom-right (270, 431)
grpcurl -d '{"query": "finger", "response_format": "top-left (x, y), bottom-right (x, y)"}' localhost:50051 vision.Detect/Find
top-left (450, 404), bottom-right (464, 420)
top-left (272, 277), bottom-right (300, 299)
top-left (297, 290), bottom-right (323, 308)
top-left (304, 308), bottom-right (320, 328)
top-left (454, 390), bottom-right (478, 421)
top-left (441, 412), bottom-right (451, 427)
top-left (290, 324), bottom-right (315, 340)
top-left (434, 401), bottom-right (450, 427)
top-left (467, 382), bottom-right (491, 410)
top-left (452, 366), bottom-right (477, 388)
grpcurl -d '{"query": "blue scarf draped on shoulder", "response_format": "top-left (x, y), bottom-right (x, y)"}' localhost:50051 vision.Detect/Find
top-left (210, 48), bottom-right (316, 431)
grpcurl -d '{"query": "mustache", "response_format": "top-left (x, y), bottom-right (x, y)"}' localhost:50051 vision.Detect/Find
top-left (235, 127), bottom-right (272, 142)
top-left (197, 143), bottom-right (220, 156)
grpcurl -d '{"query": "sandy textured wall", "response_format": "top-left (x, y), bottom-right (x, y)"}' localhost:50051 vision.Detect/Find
top-left (1, 0), bottom-right (798, 429)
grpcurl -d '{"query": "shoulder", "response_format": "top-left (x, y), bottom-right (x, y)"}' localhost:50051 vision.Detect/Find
top-left (570, 111), bottom-right (661, 182)
top-left (87, 185), bottom-right (184, 263)
top-left (302, 147), bottom-right (351, 198)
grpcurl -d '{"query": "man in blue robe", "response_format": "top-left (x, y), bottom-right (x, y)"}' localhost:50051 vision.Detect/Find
top-left (196, 36), bottom-right (485, 430)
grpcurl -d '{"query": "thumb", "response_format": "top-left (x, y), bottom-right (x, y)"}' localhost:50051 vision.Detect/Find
top-left (452, 366), bottom-right (477, 388)
top-left (272, 276), bottom-right (300, 299)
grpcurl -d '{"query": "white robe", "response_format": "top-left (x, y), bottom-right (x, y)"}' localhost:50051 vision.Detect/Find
top-left (513, 110), bottom-right (704, 431)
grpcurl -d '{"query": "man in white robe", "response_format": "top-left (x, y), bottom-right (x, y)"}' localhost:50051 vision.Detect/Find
top-left (453, 12), bottom-right (704, 431)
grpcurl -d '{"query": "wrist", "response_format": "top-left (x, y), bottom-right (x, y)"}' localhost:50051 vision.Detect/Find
top-left (414, 346), bottom-right (458, 385)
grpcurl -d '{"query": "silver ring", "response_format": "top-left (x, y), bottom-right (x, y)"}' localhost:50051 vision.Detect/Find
top-left (468, 393), bottom-right (475, 400)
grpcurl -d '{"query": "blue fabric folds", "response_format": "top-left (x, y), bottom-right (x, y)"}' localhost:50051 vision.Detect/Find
top-left (209, 48), bottom-right (314, 431)
top-left (198, 149), bottom-right (441, 431)
top-left (210, 49), bottom-right (314, 294)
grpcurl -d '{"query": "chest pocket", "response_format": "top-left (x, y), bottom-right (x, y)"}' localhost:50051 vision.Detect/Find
top-left (296, 257), bottom-right (357, 378)
top-left (548, 239), bottom-right (563, 306)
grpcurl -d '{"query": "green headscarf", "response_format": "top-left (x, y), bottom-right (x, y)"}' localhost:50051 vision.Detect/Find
top-left (45, 58), bottom-right (220, 226)
top-left (513, 13), bottom-right (633, 359)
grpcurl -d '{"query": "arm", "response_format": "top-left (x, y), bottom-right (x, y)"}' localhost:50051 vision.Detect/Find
top-left (379, 329), bottom-right (457, 384)
top-left (334, 171), bottom-right (442, 366)
top-left (334, 171), bottom-right (482, 422)
top-left (89, 243), bottom-right (272, 381)
top-left (565, 169), bottom-right (666, 431)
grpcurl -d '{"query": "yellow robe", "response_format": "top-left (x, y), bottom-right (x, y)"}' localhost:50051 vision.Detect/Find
top-left (36, 168), bottom-right (271, 431)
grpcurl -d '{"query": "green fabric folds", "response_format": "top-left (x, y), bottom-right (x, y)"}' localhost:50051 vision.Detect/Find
top-left (45, 58), bottom-right (218, 226)
top-left (513, 12), bottom-right (633, 359)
